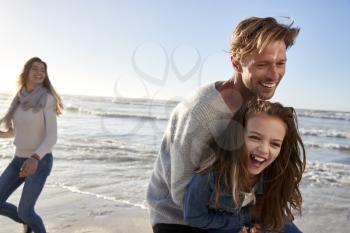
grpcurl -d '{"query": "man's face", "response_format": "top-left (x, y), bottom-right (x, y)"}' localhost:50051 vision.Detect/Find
top-left (239, 40), bottom-right (287, 100)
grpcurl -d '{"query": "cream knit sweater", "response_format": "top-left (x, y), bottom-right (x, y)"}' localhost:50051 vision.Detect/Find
top-left (0, 94), bottom-right (57, 159)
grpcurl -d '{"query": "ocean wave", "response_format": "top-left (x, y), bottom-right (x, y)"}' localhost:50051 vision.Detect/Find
top-left (65, 106), bottom-right (169, 121)
top-left (57, 152), bottom-right (156, 164)
top-left (300, 128), bottom-right (350, 139)
top-left (55, 138), bottom-right (158, 162)
top-left (303, 161), bottom-right (350, 186)
top-left (112, 97), bottom-right (179, 108)
top-left (304, 142), bottom-right (350, 151)
top-left (297, 109), bottom-right (350, 121)
top-left (63, 94), bottom-right (179, 108)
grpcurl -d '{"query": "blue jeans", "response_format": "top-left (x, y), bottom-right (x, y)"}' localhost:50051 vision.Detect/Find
top-left (0, 153), bottom-right (53, 233)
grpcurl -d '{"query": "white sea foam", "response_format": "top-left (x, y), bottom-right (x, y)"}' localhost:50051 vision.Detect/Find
top-left (298, 109), bottom-right (350, 121)
top-left (48, 183), bottom-right (147, 209)
top-left (300, 128), bottom-right (350, 139)
top-left (304, 161), bottom-right (350, 186)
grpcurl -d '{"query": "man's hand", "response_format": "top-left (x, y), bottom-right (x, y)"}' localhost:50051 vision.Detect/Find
top-left (19, 156), bottom-right (39, 177)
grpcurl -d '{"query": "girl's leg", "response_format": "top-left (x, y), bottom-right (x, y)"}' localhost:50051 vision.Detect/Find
top-left (0, 157), bottom-right (26, 223)
top-left (18, 153), bottom-right (53, 233)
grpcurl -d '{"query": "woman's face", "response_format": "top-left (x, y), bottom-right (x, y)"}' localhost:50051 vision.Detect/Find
top-left (244, 112), bottom-right (287, 176)
top-left (27, 61), bottom-right (46, 88)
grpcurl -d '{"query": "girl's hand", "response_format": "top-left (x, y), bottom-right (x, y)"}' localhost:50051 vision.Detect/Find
top-left (249, 224), bottom-right (262, 233)
top-left (239, 226), bottom-right (249, 233)
top-left (19, 156), bottom-right (39, 177)
top-left (239, 225), bottom-right (262, 233)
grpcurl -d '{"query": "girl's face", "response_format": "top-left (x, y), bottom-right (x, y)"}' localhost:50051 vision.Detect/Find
top-left (244, 112), bottom-right (287, 176)
top-left (27, 61), bottom-right (46, 88)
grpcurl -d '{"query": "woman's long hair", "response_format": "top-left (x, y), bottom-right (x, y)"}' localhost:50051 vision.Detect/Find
top-left (198, 100), bottom-right (306, 232)
top-left (17, 57), bottom-right (63, 115)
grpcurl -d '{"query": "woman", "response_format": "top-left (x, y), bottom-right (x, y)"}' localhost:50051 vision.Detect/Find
top-left (184, 100), bottom-right (306, 233)
top-left (0, 57), bottom-right (63, 233)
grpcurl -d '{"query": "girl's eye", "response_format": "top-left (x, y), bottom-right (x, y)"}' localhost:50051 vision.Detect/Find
top-left (271, 142), bottom-right (281, 148)
top-left (249, 135), bottom-right (260, 140)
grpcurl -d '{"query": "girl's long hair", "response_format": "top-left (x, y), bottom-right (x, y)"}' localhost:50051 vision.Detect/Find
top-left (198, 100), bottom-right (306, 232)
top-left (17, 57), bottom-right (63, 115)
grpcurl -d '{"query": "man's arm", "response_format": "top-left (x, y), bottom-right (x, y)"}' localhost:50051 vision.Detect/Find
top-left (168, 104), bottom-right (213, 207)
top-left (0, 128), bottom-right (14, 138)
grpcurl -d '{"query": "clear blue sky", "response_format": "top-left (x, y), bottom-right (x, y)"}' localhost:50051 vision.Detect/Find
top-left (0, 0), bottom-right (349, 111)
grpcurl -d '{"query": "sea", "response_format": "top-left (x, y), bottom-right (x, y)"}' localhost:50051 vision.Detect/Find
top-left (0, 92), bottom-right (349, 217)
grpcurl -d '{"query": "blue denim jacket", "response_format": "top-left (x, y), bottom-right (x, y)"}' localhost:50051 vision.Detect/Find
top-left (184, 172), bottom-right (302, 233)
top-left (183, 172), bottom-right (261, 232)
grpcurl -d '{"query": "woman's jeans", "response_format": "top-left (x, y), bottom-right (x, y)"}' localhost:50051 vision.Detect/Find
top-left (0, 153), bottom-right (53, 233)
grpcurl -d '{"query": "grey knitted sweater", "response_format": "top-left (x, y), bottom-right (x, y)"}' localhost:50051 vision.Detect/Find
top-left (146, 82), bottom-right (233, 226)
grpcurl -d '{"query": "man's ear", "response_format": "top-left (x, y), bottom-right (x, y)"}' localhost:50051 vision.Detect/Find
top-left (231, 56), bottom-right (243, 73)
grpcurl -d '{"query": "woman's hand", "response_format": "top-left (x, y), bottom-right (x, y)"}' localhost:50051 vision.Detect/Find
top-left (19, 156), bottom-right (39, 177)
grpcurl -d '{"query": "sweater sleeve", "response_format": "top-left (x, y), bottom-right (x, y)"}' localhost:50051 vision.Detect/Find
top-left (34, 95), bottom-right (57, 158)
top-left (169, 104), bottom-right (214, 208)
top-left (184, 173), bottom-right (251, 230)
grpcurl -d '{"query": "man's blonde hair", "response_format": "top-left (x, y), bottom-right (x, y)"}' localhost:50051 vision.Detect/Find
top-left (230, 17), bottom-right (300, 62)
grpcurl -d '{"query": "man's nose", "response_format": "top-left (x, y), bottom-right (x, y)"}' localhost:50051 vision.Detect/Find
top-left (267, 64), bottom-right (279, 80)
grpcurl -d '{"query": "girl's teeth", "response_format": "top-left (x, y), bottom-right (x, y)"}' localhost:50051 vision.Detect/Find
top-left (252, 155), bottom-right (265, 162)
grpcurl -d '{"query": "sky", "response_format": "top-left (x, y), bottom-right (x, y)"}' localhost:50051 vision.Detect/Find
top-left (0, 0), bottom-right (349, 111)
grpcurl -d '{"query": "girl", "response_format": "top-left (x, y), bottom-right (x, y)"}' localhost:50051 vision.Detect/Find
top-left (184, 100), bottom-right (305, 233)
top-left (0, 57), bottom-right (63, 233)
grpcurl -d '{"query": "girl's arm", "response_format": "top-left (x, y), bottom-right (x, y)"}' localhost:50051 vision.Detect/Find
top-left (34, 94), bottom-right (58, 159)
top-left (184, 173), bottom-right (251, 230)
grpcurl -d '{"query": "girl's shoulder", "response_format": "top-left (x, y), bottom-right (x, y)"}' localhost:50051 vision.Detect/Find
top-left (191, 171), bottom-right (217, 189)
top-left (45, 93), bottom-right (57, 106)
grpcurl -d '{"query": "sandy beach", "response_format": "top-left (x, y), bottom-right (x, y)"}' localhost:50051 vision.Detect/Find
top-left (1, 181), bottom-right (349, 233)
top-left (0, 186), bottom-right (153, 233)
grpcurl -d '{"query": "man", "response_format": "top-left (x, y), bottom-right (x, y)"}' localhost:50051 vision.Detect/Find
top-left (147, 17), bottom-right (300, 233)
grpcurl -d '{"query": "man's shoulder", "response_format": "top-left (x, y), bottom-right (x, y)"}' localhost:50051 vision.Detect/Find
top-left (191, 82), bottom-right (218, 100)
top-left (171, 81), bottom-right (232, 122)
top-left (176, 82), bottom-right (220, 109)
